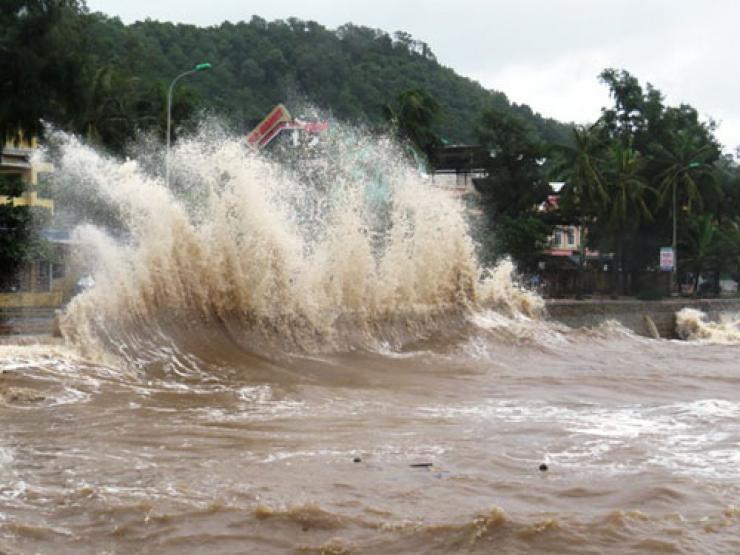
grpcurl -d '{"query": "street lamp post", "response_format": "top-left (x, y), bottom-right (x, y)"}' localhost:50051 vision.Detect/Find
top-left (166, 62), bottom-right (212, 187)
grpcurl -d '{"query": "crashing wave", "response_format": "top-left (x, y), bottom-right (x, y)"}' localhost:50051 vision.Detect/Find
top-left (48, 125), bottom-right (540, 364)
top-left (675, 308), bottom-right (740, 343)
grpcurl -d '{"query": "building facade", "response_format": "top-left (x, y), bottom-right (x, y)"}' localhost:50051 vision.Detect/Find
top-left (0, 134), bottom-right (75, 311)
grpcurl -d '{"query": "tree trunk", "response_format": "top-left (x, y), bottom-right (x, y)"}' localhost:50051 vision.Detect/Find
top-left (576, 219), bottom-right (586, 300)
top-left (693, 266), bottom-right (701, 297)
top-left (616, 232), bottom-right (625, 296)
top-left (611, 236), bottom-right (623, 298)
top-left (713, 269), bottom-right (721, 296)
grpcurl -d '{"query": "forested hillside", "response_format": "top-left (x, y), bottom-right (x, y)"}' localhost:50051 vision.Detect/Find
top-left (85, 15), bottom-right (569, 144)
top-left (1, 1), bottom-right (568, 148)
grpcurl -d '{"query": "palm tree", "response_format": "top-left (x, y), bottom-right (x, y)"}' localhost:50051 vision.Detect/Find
top-left (553, 124), bottom-right (609, 296)
top-left (683, 214), bottom-right (719, 295)
top-left (557, 125), bottom-right (609, 216)
top-left (652, 132), bottom-right (719, 292)
top-left (603, 143), bottom-right (653, 294)
top-left (654, 133), bottom-right (716, 212)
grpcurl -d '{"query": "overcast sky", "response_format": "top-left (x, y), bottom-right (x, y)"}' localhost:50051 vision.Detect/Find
top-left (87, 0), bottom-right (740, 151)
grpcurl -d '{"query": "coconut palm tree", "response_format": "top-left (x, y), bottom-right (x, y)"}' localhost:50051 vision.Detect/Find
top-left (653, 132), bottom-right (717, 213)
top-left (557, 124), bottom-right (609, 216)
top-left (652, 132), bottom-right (720, 291)
top-left (603, 142), bottom-right (653, 294)
top-left (683, 214), bottom-right (719, 295)
top-left (552, 124), bottom-right (609, 296)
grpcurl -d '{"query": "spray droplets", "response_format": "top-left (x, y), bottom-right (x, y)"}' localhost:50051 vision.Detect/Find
top-left (52, 124), bottom-right (539, 364)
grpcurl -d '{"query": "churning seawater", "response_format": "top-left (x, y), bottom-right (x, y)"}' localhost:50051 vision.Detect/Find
top-left (0, 128), bottom-right (738, 554)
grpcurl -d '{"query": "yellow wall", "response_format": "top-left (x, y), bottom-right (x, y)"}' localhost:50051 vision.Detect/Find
top-left (0, 291), bottom-right (63, 309)
top-left (1, 133), bottom-right (54, 210)
top-left (0, 190), bottom-right (54, 212)
top-left (1, 258), bottom-right (76, 309)
top-left (3, 134), bottom-right (37, 150)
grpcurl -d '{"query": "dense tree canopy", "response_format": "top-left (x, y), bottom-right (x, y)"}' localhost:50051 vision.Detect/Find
top-left (543, 69), bottom-right (740, 296)
top-left (384, 89), bottom-right (442, 163)
top-left (1, 3), bottom-right (569, 149)
top-left (473, 109), bottom-right (553, 269)
top-left (0, 0), bottom-right (91, 139)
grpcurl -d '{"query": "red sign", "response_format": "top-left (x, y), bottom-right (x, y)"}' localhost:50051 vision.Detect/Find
top-left (246, 105), bottom-right (330, 150)
top-left (246, 104), bottom-right (291, 149)
top-left (285, 120), bottom-right (329, 133)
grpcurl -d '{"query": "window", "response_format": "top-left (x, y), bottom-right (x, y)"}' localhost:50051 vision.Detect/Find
top-left (553, 230), bottom-right (562, 247)
top-left (37, 262), bottom-right (52, 292)
top-left (52, 263), bottom-right (65, 279)
top-left (567, 227), bottom-right (576, 246)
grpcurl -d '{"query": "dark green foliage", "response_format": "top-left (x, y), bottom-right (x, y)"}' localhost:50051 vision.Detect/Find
top-left (0, 0), bottom-right (90, 139)
top-left (552, 124), bottom-right (608, 222)
top-left (0, 204), bottom-right (51, 289)
top-left (385, 89), bottom-right (441, 163)
top-left (0, 174), bottom-right (25, 196)
top-left (636, 288), bottom-right (665, 301)
top-left (473, 108), bottom-right (553, 269)
top-left (0, 0), bottom-right (565, 151)
top-left (547, 69), bottom-right (740, 296)
top-left (26, 10), bottom-right (569, 147)
top-left (475, 109), bottom-right (551, 217)
top-left (492, 216), bottom-right (552, 272)
top-left (1, 6), bottom-right (569, 149)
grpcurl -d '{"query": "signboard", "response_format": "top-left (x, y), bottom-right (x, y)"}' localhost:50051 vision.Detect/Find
top-left (660, 247), bottom-right (674, 271)
top-left (246, 104), bottom-right (291, 149)
top-left (246, 106), bottom-right (330, 150)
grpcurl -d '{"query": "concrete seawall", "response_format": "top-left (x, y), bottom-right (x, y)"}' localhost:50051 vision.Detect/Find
top-left (545, 298), bottom-right (740, 338)
top-left (0, 308), bottom-right (58, 335)
top-left (2, 299), bottom-right (739, 339)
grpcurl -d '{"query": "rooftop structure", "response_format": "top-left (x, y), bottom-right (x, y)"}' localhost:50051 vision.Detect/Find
top-left (431, 144), bottom-right (490, 197)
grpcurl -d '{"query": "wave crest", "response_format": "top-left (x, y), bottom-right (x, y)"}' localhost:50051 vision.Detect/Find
top-left (53, 127), bottom-right (538, 364)
top-left (675, 308), bottom-right (740, 344)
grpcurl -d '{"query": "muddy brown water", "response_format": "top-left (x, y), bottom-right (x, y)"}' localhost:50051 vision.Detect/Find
top-left (0, 316), bottom-right (738, 554)
top-left (5, 130), bottom-right (737, 553)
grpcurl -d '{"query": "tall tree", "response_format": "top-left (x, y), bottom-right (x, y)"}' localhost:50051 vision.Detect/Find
top-left (0, 0), bottom-right (89, 139)
top-left (653, 133), bottom-right (718, 214)
top-left (652, 132), bottom-right (719, 289)
top-left (385, 89), bottom-right (441, 164)
top-left (555, 124), bottom-right (609, 220)
top-left (602, 143), bottom-right (653, 294)
top-left (474, 108), bottom-right (552, 269)
top-left (551, 124), bottom-right (609, 295)
top-left (683, 213), bottom-right (720, 295)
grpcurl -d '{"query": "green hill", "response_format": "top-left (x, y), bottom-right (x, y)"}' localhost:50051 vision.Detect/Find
top-left (82, 14), bottom-right (568, 144)
top-left (1, 3), bottom-right (568, 148)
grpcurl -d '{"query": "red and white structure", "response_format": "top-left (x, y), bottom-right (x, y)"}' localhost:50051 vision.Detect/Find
top-left (246, 104), bottom-right (329, 150)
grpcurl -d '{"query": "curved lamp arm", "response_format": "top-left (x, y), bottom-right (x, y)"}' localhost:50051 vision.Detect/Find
top-left (165, 63), bottom-right (212, 186)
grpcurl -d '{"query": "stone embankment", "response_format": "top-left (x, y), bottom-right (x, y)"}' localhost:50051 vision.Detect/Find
top-left (1, 299), bottom-right (739, 339)
top-left (546, 298), bottom-right (740, 338)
